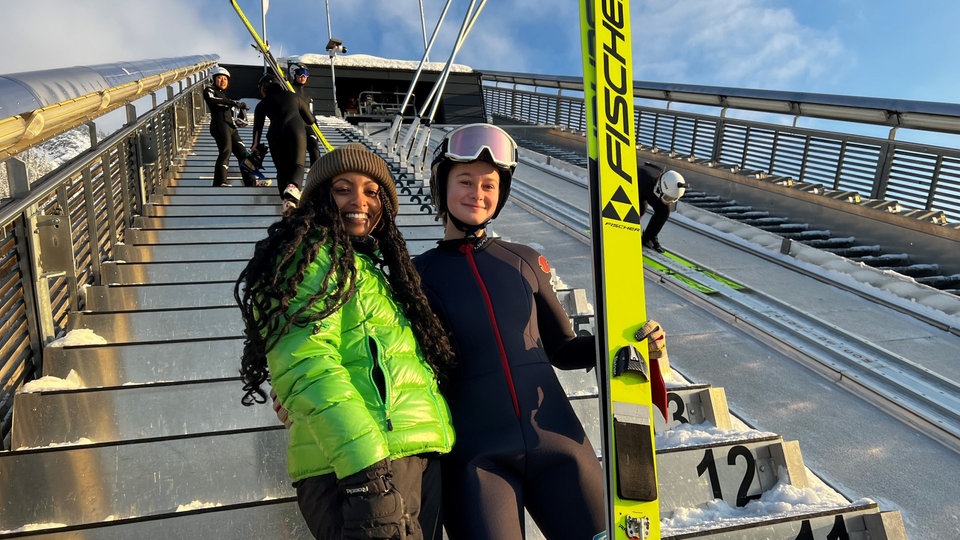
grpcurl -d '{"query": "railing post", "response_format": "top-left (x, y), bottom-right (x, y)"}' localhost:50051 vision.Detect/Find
top-left (100, 154), bottom-right (120, 248)
top-left (168, 87), bottom-right (181, 153)
top-left (6, 159), bottom-right (47, 368)
top-left (80, 167), bottom-right (102, 285)
top-left (116, 141), bottom-right (137, 228)
top-left (555, 88), bottom-right (562, 125)
top-left (6, 157), bottom-right (30, 197)
top-left (710, 108), bottom-right (728, 164)
top-left (871, 128), bottom-right (898, 200)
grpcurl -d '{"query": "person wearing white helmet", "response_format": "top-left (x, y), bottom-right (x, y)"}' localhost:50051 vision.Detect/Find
top-left (202, 66), bottom-right (255, 187)
top-left (414, 123), bottom-right (606, 539)
top-left (638, 162), bottom-right (687, 253)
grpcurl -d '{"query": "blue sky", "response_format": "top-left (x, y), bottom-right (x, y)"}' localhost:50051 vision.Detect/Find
top-left (3, 0), bottom-right (957, 105)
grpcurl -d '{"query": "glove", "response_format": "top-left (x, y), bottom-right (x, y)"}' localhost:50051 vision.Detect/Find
top-left (635, 320), bottom-right (666, 359)
top-left (636, 320), bottom-right (669, 423)
top-left (269, 388), bottom-right (292, 428)
top-left (338, 458), bottom-right (411, 539)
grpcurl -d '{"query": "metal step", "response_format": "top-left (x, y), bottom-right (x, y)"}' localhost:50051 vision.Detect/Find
top-left (0, 429), bottom-right (290, 532)
top-left (8, 500), bottom-right (307, 539)
top-left (11, 380), bottom-right (274, 448)
top-left (68, 307), bottom-right (242, 343)
top-left (85, 282), bottom-right (238, 310)
top-left (103, 260), bottom-right (248, 285)
top-left (43, 339), bottom-right (243, 386)
top-left (126, 228), bottom-right (268, 244)
top-left (662, 503), bottom-right (905, 539)
top-left (657, 435), bottom-right (807, 514)
top-left (133, 215), bottom-right (279, 229)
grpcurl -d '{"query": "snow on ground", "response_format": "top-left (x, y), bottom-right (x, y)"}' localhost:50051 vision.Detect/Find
top-left (663, 479), bottom-right (861, 536)
top-left (46, 328), bottom-right (108, 347)
top-left (285, 53), bottom-right (472, 73)
top-left (19, 369), bottom-right (85, 392)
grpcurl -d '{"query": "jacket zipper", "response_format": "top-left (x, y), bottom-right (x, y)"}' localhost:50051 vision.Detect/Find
top-left (460, 243), bottom-right (521, 418)
top-left (369, 336), bottom-right (394, 431)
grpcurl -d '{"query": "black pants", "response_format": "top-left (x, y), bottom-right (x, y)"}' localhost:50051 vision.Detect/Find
top-left (210, 123), bottom-right (254, 186)
top-left (295, 455), bottom-right (442, 540)
top-left (306, 129), bottom-right (321, 166)
top-left (640, 195), bottom-right (671, 241)
top-left (268, 128), bottom-right (307, 194)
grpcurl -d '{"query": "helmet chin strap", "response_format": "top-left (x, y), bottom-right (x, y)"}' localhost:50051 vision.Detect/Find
top-left (448, 213), bottom-right (490, 238)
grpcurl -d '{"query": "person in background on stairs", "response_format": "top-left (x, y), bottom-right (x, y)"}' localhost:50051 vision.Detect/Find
top-left (638, 162), bottom-right (688, 253)
top-left (235, 143), bottom-right (456, 540)
top-left (201, 66), bottom-right (256, 187)
top-left (288, 63), bottom-right (322, 167)
top-left (412, 123), bottom-right (610, 539)
top-left (251, 73), bottom-right (318, 214)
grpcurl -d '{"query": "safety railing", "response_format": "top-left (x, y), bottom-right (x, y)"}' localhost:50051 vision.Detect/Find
top-left (481, 72), bottom-right (960, 225)
top-left (0, 73), bottom-right (210, 447)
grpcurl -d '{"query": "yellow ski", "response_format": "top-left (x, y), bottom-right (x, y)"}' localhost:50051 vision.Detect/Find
top-left (228, 0), bottom-right (333, 151)
top-left (580, 1), bottom-right (661, 538)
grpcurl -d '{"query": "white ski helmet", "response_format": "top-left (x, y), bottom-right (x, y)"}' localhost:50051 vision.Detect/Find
top-left (655, 170), bottom-right (687, 203)
top-left (211, 66), bottom-right (231, 80)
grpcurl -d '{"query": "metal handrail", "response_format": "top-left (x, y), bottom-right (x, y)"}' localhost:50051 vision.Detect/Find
top-left (0, 69), bottom-right (209, 447)
top-left (0, 55), bottom-right (218, 160)
top-left (480, 74), bottom-right (960, 224)
top-left (479, 70), bottom-right (960, 135)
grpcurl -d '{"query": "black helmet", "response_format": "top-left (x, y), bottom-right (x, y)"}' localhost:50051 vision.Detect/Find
top-left (258, 73), bottom-right (279, 88)
top-left (429, 123), bottom-right (518, 225)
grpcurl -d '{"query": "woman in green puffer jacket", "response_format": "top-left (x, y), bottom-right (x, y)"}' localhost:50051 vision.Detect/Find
top-left (235, 143), bottom-right (455, 540)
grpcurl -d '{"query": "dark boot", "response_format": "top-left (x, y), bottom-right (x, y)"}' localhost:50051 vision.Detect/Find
top-left (642, 236), bottom-right (665, 253)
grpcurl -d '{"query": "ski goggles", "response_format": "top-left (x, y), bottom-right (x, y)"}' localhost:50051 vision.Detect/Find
top-left (294, 67), bottom-right (309, 78)
top-left (441, 124), bottom-right (518, 171)
top-left (654, 182), bottom-right (680, 203)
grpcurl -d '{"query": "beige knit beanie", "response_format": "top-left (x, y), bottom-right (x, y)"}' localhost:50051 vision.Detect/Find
top-left (301, 143), bottom-right (399, 215)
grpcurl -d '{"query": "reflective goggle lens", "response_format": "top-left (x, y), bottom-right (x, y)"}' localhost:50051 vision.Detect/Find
top-left (444, 124), bottom-right (517, 170)
top-left (295, 68), bottom-right (309, 77)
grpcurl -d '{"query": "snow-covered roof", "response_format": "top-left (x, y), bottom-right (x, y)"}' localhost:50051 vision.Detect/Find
top-left (283, 53), bottom-right (473, 73)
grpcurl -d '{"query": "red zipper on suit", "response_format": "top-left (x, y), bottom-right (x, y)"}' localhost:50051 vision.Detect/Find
top-left (459, 243), bottom-right (521, 418)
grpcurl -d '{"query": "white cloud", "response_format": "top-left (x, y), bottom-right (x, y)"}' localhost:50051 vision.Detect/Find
top-left (1, 0), bottom-right (850, 97)
top-left (1, 1), bottom-right (255, 73)
top-left (633, 0), bottom-right (848, 90)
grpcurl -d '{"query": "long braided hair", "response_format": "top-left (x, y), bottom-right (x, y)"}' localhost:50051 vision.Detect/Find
top-left (235, 179), bottom-right (455, 406)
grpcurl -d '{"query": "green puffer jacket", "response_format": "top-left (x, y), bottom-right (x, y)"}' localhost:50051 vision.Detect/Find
top-left (266, 239), bottom-right (455, 482)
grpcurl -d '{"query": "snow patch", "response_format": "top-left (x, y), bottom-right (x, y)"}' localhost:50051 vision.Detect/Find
top-left (663, 475), bottom-right (854, 536)
top-left (20, 369), bottom-right (85, 392)
top-left (176, 500), bottom-right (224, 512)
top-left (16, 437), bottom-right (95, 451)
top-left (47, 328), bottom-right (108, 347)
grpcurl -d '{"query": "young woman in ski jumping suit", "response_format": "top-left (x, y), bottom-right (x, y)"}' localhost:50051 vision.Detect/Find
top-left (413, 124), bottom-right (606, 539)
top-left (235, 143), bottom-right (456, 540)
top-left (202, 66), bottom-right (255, 187)
top-left (251, 74), bottom-right (317, 209)
top-left (288, 63), bottom-right (321, 166)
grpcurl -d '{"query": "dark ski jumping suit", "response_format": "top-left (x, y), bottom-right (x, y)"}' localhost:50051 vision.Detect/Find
top-left (252, 85), bottom-right (317, 195)
top-left (414, 236), bottom-right (605, 540)
top-left (202, 85), bottom-right (254, 187)
top-left (638, 162), bottom-right (672, 245)
top-left (292, 81), bottom-right (321, 166)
